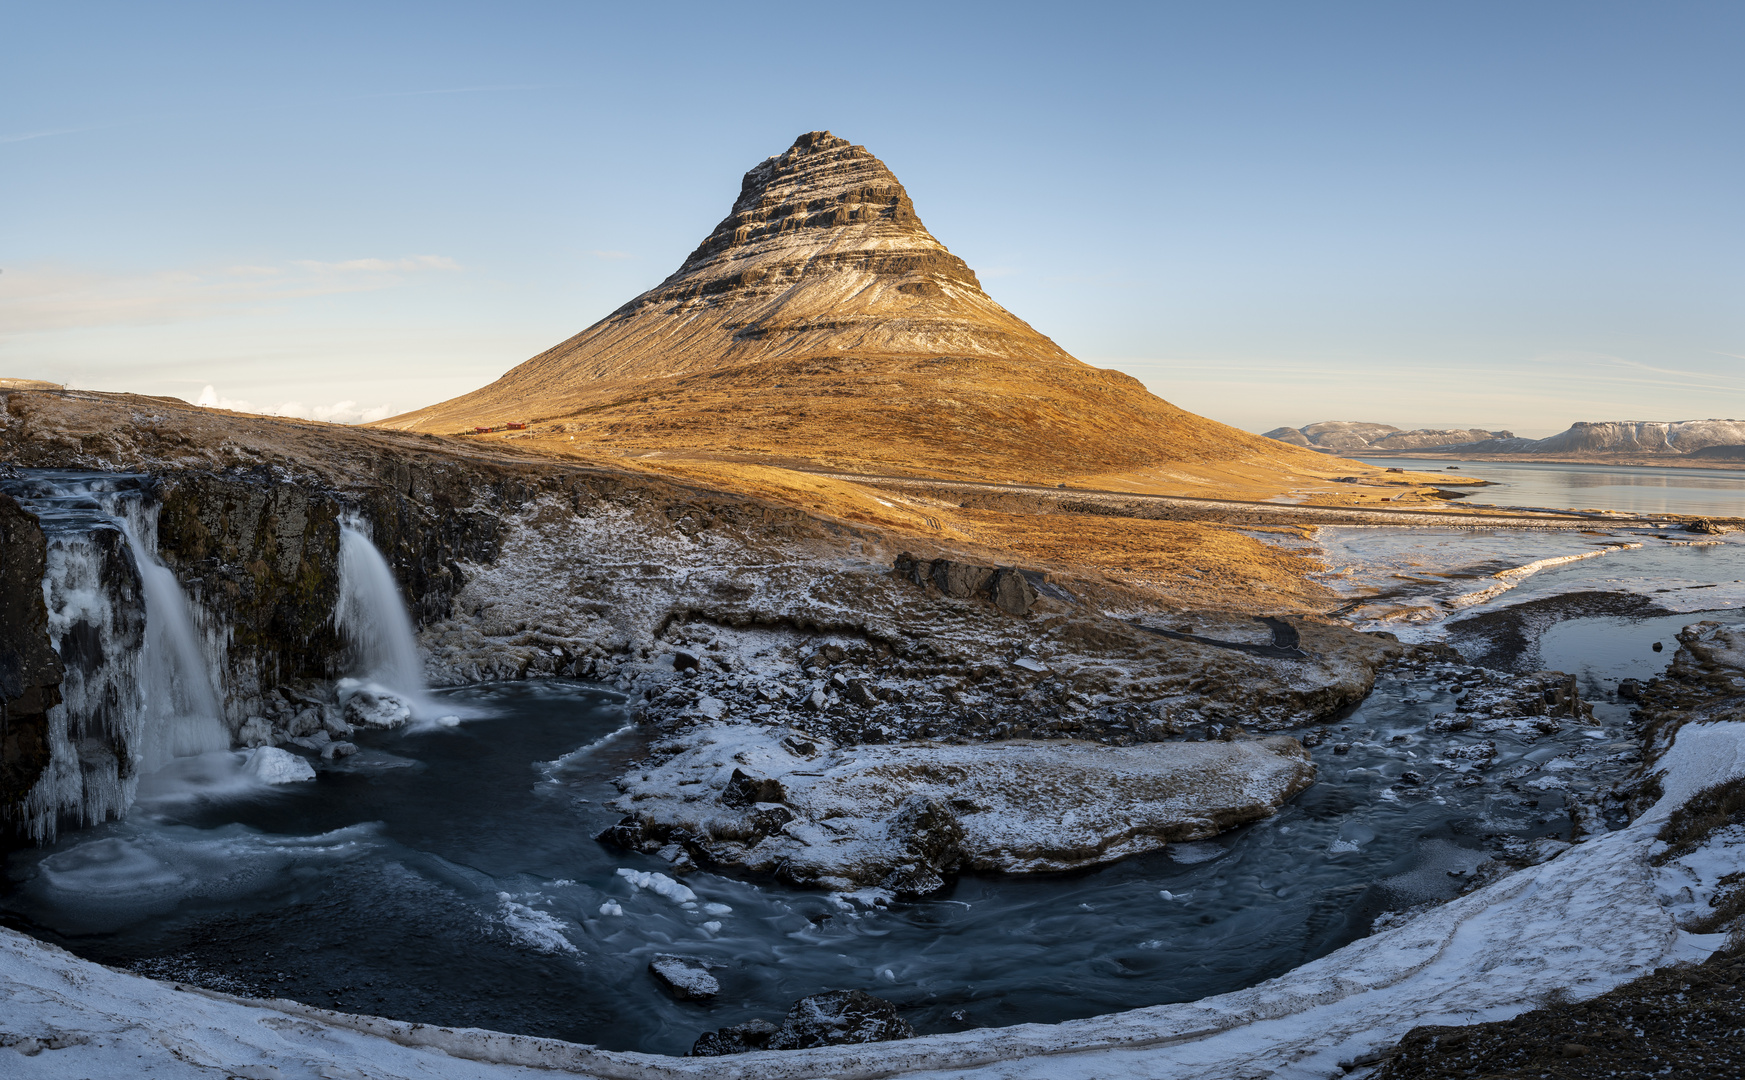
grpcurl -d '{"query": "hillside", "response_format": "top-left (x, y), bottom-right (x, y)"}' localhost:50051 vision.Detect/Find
top-left (376, 132), bottom-right (1338, 489)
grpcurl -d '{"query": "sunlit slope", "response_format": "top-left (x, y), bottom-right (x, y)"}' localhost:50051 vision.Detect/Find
top-left (376, 131), bottom-right (1333, 484)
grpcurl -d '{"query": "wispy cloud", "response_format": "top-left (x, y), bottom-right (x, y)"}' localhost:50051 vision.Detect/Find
top-left (291, 255), bottom-right (460, 273)
top-left (0, 126), bottom-right (100, 145)
top-left (0, 256), bottom-right (462, 336)
top-left (195, 384), bottom-right (394, 425)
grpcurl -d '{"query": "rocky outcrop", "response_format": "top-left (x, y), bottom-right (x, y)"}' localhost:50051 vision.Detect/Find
top-left (691, 989), bottom-right (915, 1056)
top-left (892, 552), bottom-right (1041, 616)
top-left (599, 722), bottom-right (1316, 894)
top-left (0, 494), bottom-right (64, 847)
top-left (1631, 621), bottom-right (1745, 771)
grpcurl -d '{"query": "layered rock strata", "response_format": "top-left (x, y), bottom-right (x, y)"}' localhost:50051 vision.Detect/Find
top-left (376, 132), bottom-right (1319, 484)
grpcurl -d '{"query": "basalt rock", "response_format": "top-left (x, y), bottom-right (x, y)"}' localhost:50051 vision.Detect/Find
top-left (0, 494), bottom-right (64, 847)
top-left (894, 553), bottom-right (1039, 616)
top-left (690, 989), bottom-right (914, 1056)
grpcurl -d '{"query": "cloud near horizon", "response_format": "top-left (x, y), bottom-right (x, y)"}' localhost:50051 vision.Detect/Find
top-left (0, 256), bottom-right (462, 336)
top-left (195, 384), bottom-right (395, 425)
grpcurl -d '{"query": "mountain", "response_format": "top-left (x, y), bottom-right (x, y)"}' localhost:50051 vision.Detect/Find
top-left (1447, 420), bottom-right (1745, 456)
top-left (1264, 422), bottom-right (1511, 453)
top-left (377, 132), bottom-right (1322, 483)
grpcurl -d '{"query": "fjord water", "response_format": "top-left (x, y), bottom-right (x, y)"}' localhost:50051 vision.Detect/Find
top-left (0, 669), bottom-right (1642, 1055)
top-left (1355, 456), bottom-right (1745, 516)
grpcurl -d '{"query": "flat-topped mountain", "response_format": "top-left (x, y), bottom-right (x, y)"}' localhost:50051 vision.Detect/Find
top-left (1273, 418), bottom-right (1745, 458)
top-left (378, 132), bottom-right (1324, 485)
top-left (1264, 422), bottom-right (1512, 453)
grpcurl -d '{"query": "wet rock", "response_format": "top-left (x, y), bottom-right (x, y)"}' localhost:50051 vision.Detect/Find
top-left (672, 650), bottom-right (701, 672)
top-left (1617, 677), bottom-right (1642, 700)
top-left (690, 1019), bottom-right (777, 1056)
top-left (340, 687), bottom-right (412, 729)
top-left (242, 747), bottom-right (316, 784)
top-left (1685, 518), bottom-right (1731, 534)
top-left (648, 954), bottom-right (719, 1000)
top-left (691, 989), bottom-right (914, 1055)
top-left (236, 717), bottom-right (277, 749)
top-left (0, 493), bottom-right (65, 846)
top-left (322, 741), bottom-right (358, 760)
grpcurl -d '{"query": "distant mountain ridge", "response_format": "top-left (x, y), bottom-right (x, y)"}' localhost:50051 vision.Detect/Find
top-left (1265, 419), bottom-right (1745, 457)
top-left (1263, 422), bottom-right (1511, 453)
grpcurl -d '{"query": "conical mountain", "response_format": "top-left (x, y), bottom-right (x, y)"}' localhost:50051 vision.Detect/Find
top-left (378, 132), bottom-right (1318, 484)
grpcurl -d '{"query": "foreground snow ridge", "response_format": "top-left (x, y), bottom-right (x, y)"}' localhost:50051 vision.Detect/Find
top-left (4, 722), bottom-right (1742, 1080)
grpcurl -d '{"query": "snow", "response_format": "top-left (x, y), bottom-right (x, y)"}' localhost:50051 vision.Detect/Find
top-left (495, 893), bottom-right (576, 955)
top-left (614, 867), bottom-right (697, 904)
top-left (4, 721), bottom-right (1743, 1078)
top-left (241, 746), bottom-right (316, 785)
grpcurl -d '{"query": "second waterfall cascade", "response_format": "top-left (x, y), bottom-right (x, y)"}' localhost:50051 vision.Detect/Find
top-left (333, 514), bottom-right (433, 722)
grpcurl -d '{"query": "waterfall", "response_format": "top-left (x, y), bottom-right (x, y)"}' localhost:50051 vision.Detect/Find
top-left (121, 519), bottom-right (229, 771)
top-left (4, 471), bottom-right (230, 841)
top-left (334, 515), bottom-right (430, 716)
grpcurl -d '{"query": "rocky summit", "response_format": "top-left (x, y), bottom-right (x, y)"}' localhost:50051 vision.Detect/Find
top-left (379, 131), bottom-right (1320, 483)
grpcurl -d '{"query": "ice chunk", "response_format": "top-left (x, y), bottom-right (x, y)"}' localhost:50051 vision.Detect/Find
top-left (598, 900), bottom-right (623, 916)
top-left (696, 696), bottom-right (726, 720)
top-left (702, 902), bottom-right (733, 915)
top-left (615, 867), bottom-right (697, 904)
top-left (702, 920), bottom-right (722, 933)
top-left (496, 893), bottom-right (576, 954)
top-left (242, 747), bottom-right (316, 785)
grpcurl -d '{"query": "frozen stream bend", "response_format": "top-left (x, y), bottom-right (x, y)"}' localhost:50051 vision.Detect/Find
top-left (2, 712), bottom-right (1739, 1079)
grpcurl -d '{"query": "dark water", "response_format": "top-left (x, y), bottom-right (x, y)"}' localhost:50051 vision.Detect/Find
top-left (1354, 456), bottom-right (1745, 517)
top-left (0, 664), bottom-right (1647, 1056)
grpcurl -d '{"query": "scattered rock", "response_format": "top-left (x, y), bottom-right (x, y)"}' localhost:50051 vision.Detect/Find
top-left (690, 1019), bottom-right (778, 1056)
top-left (242, 747), bottom-right (316, 785)
top-left (691, 989), bottom-right (914, 1056)
top-left (236, 717), bottom-right (277, 748)
top-left (648, 955), bottom-right (719, 1000)
top-left (340, 686), bottom-right (412, 729)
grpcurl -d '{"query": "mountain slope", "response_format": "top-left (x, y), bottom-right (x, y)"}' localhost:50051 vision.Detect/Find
top-left (376, 131), bottom-right (1327, 483)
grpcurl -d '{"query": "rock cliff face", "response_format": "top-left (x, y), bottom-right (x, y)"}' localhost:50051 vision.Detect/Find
top-left (0, 494), bottom-right (64, 841)
top-left (376, 132), bottom-right (1317, 482)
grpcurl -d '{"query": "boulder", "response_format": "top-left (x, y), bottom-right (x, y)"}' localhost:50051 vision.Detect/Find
top-left (648, 955), bottom-right (719, 1000)
top-left (604, 723), bottom-right (1316, 892)
top-left (691, 989), bottom-right (914, 1056)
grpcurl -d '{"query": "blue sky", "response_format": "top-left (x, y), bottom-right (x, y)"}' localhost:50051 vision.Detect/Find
top-left (3, 1), bottom-right (1740, 435)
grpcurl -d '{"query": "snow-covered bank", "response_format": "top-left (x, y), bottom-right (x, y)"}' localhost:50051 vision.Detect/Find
top-left (5, 716), bottom-right (1740, 1079)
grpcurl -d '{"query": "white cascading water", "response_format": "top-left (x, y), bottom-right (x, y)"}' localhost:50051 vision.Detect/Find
top-left (7, 472), bottom-right (230, 840)
top-left (119, 520), bottom-right (229, 772)
top-left (334, 515), bottom-right (430, 716)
